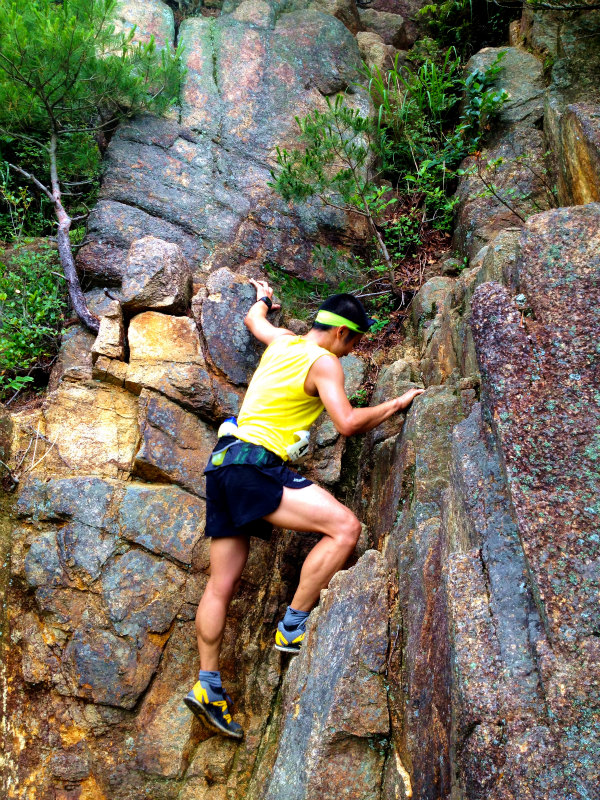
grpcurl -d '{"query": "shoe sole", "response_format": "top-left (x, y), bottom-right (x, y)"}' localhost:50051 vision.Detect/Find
top-left (274, 643), bottom-right (301, 654)
top-left (183, 695), bottom-right (243, 740)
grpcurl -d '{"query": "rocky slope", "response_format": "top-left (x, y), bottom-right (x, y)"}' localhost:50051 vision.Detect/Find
top-left (1, 2), bottom-right (599, 799)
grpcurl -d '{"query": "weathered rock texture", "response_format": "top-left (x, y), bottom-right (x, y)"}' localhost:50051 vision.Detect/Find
top-left (77, 0), bottom-right (369, 284)
top-left (1, 2), bottom-right (599, 799)
top-left (454, 46), bottom-right (554, 260)
top-left (258, 550), bottom-right (390, 800)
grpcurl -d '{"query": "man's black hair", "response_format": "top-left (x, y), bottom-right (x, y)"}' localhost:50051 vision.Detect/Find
top-left (311, 293), bottom-right (371, 334)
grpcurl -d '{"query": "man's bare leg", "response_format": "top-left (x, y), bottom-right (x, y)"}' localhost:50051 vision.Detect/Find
top-left (196, 535), bottom-right (250, 670)
top-left (264, 483), bottom-right (361, 611)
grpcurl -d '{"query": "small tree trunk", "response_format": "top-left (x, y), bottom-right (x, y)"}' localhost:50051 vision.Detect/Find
top-left (55, 207), bottom-right (100, 334)
top-left (369, 217), bottom-right (399, 295)
top-left (49, 133), bottom-right (100, 334)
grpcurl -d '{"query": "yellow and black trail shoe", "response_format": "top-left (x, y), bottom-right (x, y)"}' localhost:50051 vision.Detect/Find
top-left (184, 682), bottom-right (243, 739)
top-left (274, 621), bottom-right (305, 654)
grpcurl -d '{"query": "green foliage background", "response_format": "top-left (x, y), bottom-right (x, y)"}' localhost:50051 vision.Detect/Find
top-left (269, 47), bottom-right (508, 321)
top-left (0, 0), bottom-right (183, 398)
top-left (0, 245), bottom-right (67, 396)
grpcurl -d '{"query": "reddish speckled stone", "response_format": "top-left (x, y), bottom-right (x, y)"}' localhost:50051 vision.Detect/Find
top-left (469, 203), bottom-right (600, 796)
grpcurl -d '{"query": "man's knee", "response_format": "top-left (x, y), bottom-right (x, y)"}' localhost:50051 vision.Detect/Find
top-left (333, 511), bottom-right (361, 550)
top-left (206, 573), bottom-right (241, 603)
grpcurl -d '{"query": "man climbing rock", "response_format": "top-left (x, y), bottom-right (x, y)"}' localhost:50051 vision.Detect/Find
top-left (184, 279), bottom-right (424, 738)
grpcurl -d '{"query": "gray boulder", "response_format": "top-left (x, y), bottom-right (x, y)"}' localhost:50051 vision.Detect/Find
top-left (200, 268), bottom-right (266, 386)
top-left (121, 236), bottom-right (193, 314)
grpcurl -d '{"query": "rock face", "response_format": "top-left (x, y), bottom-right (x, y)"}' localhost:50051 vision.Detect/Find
top-left (558, 103), bottom-right (600, 205)
top-left (2, 2), bottom-right (599, 799)
top-left (200, 268), bottom-right (266, 385)
top-left (454, 47), bottom-right (554, 260)
top-left (77, 1), bottom-right (368, 283)
top-left (259, 551), bottom-right (390, 800)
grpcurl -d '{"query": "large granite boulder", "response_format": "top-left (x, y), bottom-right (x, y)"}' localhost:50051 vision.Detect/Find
top-left (465, 203), bottom-right (600, 796)
top-left (464, 47), bottom-right (545, 129)
top-left (78, 5), bottom-right (367, 282)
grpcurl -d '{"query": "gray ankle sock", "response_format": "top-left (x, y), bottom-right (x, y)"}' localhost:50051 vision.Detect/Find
top-left (283, 605), bottom-right (309, 631)
top-left (198, 670), bottom-right (222, 693)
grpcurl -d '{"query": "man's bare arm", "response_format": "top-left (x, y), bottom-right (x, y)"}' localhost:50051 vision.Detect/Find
top-left (244, 279), bottom-right (293, 345)
top-left (310, 355), bottom-right (424, 436)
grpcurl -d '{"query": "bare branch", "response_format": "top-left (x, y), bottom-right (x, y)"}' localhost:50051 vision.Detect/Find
top-left (0, 127), bottom-right (49, 151)
top-left (6, 162), bottom-right (53, 200)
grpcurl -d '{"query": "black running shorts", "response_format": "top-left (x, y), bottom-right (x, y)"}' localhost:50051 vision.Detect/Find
top-left (205, 460), bottom-right (313, 541)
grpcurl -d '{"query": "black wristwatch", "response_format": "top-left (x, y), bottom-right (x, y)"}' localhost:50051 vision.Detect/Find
top-left (259, 296), bottom-right (273, 310)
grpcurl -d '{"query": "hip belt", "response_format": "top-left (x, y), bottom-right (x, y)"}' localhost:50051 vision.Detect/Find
top-left (204, 436), bottom-right (284, 473)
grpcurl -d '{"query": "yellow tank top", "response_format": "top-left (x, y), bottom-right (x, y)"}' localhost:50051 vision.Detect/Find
top-left (236, 335), bottom-right (333, 459)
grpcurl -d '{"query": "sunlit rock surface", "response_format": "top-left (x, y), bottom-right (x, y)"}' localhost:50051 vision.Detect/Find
top-left (78, 1), bottom-right (368, 283)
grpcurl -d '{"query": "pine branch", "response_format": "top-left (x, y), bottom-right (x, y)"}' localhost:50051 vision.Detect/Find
top-left (6, 162), bottom-right (53, 201)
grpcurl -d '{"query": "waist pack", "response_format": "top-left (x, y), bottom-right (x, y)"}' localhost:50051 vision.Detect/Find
top-left (204, 436), bottom-right (284, 473)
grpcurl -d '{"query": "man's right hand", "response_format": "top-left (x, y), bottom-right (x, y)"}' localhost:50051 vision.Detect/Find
top-left (396, 388), bottom-right (425, 410)
top-left (249, 279), bottom-right (281, 310)
top-left (244, 278), bottom-right (292, 345)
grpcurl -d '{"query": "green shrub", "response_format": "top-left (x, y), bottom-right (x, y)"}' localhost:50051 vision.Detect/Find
top-left (367, 49), bottom-right (508, 232)
top-left (263, 263), bottom-right (331, 321)
top-left (269, 48), bottom-right (509, 308)
top-left (0, 244), bottom-right (67, 398)
top-left (417, 0), bottom-right (519, 57)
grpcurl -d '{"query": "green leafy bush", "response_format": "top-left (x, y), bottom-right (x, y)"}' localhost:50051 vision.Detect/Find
top-left (417, 0), bottom-right (519, 57)
top-left (0, 0), bottom-right (184, 332)
top-left (367, 49), bottom-right (508, 231)
top-left (263, 263), bottom-right (332, 321)
top-left (269, 48), bottom-right (509, 313)
top-left (0, 244), bottom-right (67, 398)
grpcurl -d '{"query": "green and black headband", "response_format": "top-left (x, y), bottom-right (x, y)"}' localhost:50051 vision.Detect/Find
top-left (314, 310), bottom-right (374, 334)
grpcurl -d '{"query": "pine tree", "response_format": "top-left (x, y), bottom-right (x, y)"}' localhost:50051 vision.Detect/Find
top-left (0, 0), bottom-right (183, 332)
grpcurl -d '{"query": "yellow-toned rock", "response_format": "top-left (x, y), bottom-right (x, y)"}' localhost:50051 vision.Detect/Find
top-left (128, 312), bottom-right (203, 364)
top-left (356, 31), bottom-right (399, 73)
top-left (91, 300), bottom-right (125, 363)
top-left (92, 356), bottom-right (128, 387)
top-left (29, 383), bottom-right (139, 479)
top-left (558, 102), bottom-right (600, 205)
